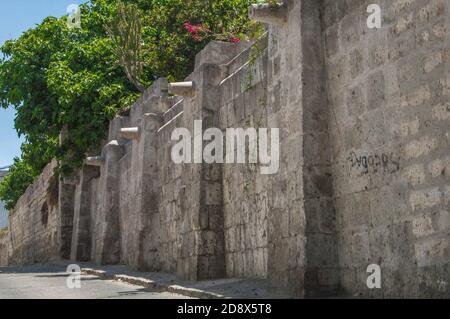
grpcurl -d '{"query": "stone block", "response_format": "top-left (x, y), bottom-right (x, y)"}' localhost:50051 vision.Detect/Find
top-left (248, 2), bottom-right (288, 26)
top-left (409, 187), bottom-right (441, 212)
top-left (412, 215), bottom-right (435, 238)
top-left (367, 71), bottom-right (385, 110)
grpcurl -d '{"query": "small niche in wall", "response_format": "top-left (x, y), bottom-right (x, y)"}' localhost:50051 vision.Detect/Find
top-left (41, 202), bottom-right (49, 226)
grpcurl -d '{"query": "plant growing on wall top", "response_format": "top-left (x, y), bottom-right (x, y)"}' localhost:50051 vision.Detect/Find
top-left (105, 1), bottom-right (147, 92)
top-left (184, 21), bottom-right (242, 43)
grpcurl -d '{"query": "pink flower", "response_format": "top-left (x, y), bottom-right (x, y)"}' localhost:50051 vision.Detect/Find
top-left (193, 34), bottom-right (203, 42)
top-left (185, 21), bottom-right (236, 43)
top-left (184, 22), bottom-right (197, 34)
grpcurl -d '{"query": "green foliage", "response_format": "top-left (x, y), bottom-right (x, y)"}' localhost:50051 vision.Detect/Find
top-left (0, 0), bottom-right (259, 209)
top-left (139, 0), bottom-right (261, 81)
top-left (0, 138), bottom-right (56, 210)
top-left (0, 157), bottom-right (35, 210)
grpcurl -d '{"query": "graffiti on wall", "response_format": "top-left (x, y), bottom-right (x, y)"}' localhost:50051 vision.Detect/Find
top-left (347, 151), bottom-right (400, 175)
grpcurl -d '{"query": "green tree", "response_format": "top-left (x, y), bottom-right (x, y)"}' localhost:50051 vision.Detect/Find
top-left (0, 0), bottom-right (259, 209)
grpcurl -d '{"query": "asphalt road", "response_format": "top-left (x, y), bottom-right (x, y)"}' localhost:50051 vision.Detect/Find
top-left (0, 265), bottom-right (192, 299)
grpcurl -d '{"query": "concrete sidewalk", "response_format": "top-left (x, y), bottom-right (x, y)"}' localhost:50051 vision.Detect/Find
top-left (76, 263), bottom-right (294, 299)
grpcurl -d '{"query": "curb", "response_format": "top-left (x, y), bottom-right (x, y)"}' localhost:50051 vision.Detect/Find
top-left (81, 268), bottom-right (226, 299)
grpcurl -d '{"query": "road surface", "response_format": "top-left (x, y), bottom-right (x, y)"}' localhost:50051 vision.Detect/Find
top-left (0, 265), bottom-right (192, 299)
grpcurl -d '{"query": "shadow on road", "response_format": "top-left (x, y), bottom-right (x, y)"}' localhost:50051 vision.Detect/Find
top-left (0, 265), bottom-right (67, 274)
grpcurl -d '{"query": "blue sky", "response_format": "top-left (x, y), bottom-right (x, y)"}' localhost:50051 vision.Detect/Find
top-left (0, 0), bottom-right (86, 167)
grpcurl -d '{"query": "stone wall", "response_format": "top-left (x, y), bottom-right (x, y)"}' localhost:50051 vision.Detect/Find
top-left (322, 0), bottom-right (450, 298)
top-left (220, 38), bottom-right (270, 280)
top-left (3, 0), bottom-right (450, 298)
top-left (156, 98), bottom-right (184, 275)
top-left (0, 230), bottom-right (10, 266)
top-left (7, 161), bottom-right (61, 265)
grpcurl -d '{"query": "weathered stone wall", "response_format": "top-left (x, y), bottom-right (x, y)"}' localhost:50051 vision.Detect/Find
top-left (0, 230), bottom-right (11, 266)
top-left (261, 0), bottom-right (340, 297)
top-left (322, 0), bottom-right (450, 297)
top-left (70, 165), bottom-right (98, 262)
top-left (155, 101), bottom-right (184, 274)
top-left (4, 0), bottom-right (450, 298)
top-left (220, 39), bottom-right (270, 280)
top-left (8, 161), bottom-right (60, 265)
